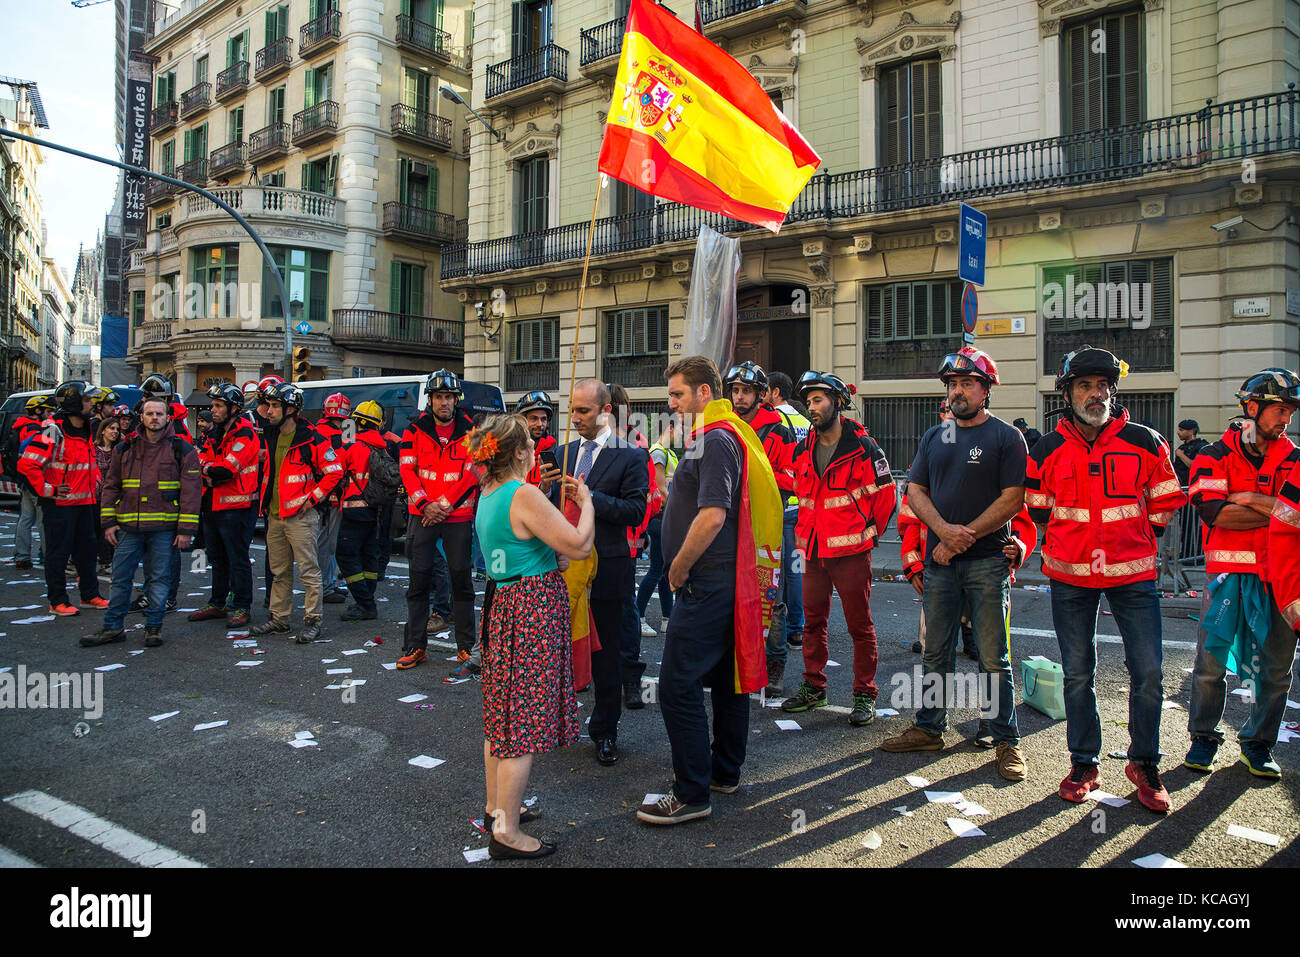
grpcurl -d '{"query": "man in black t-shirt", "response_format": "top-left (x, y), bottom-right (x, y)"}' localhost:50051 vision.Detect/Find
top-left (882, 347), bottom-right (1029, 784)
top-left (1173, 419), bottom-right (1209, 487)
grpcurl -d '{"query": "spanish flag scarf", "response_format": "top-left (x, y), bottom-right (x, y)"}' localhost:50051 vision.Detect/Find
top-left (690, 399), bottom-right (783, 693)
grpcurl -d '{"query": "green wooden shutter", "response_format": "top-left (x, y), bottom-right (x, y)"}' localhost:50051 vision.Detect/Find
top-left (327, 154), bottom-right (338, 196)
top-left (265, 8), bottom-right (276, 43)
top-left (401, 0), bottom-right (411, 15)
top-left (300, 161), bottom-right (311, 192)
top-left (398, 158), bottom-right (409, 205)
top-left (430, 166), bottom-right (439, 211)
top-left (410, 266), bottom-right (425, 316)
top-left (226, 36), bottom-right (234, 68)
top-left (390, 262), bottom-right (401, 313)
top-left (304, 68), bottom-right (316, 109)
top-left (183, 128), bottom-right (192, 162)
top-left (434, 0), bottom-right (444, 30)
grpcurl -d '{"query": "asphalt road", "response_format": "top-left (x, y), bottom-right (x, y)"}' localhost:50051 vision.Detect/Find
top-left (0, 507), bottom-right (1297, 871)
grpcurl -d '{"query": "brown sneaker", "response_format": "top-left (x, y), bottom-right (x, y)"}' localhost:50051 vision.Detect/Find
top-left (880, 724), bottom-right (944, 752)
top-left (995, 742), bottom-right (1028, 781)
top-left (426, 613), bottom-right (449, 635)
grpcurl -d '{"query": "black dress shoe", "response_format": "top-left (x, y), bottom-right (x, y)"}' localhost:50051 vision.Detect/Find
top-left (595, 738), bottom-right (619, 766)
top-left (623, 683), bottom-right (645, 710)
top-left (488, 836), bottom-right (556, 860)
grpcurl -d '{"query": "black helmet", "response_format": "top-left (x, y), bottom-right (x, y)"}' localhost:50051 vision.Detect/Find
top-left (1054, 345), bottom-right (1126, 393)
top-left (207, 382), bottom-right (245, 412)
top-left (54, 380), bottom-right (94, 415)
top-left (795, 370), bottom-right (853, 410)
top-left (140, 373), bottom-right (173, 399)
top-left (514, 390), bottom-right (554, 417)
top-left (724, 361), bottom-right (769, 394)
top-left (1236, 368), bottom-right (1300, 416)
top-left (261, 381), bottom-right (304, 413)
top-left (425, 368), bottom-right (462, 397)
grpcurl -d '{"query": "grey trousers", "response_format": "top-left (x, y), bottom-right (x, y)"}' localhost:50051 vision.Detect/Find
top-left (16, 488), bottom-right (41, 562)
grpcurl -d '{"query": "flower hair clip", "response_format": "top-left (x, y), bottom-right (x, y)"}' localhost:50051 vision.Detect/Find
top-left (466, 430), bottom-right (499, 463)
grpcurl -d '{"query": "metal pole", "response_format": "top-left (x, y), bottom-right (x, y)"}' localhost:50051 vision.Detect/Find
top-left (0, 128), bottom-right (296, 379)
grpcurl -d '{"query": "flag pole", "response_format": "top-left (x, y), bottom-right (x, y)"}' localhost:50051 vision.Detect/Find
top-left (559, 179), bottom-right (606, 511)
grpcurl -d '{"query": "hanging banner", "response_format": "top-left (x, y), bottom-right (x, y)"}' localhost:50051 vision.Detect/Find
top-left (123, 58), bottom-right (152, 240)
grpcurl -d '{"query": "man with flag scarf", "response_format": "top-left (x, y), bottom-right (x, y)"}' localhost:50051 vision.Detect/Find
top-left (638, 355), bottom-right (781, 825)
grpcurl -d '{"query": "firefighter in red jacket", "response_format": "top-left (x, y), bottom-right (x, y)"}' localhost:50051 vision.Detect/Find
top-left (1026, 346), bottom-right (1187, 812)
top-left (517, 391), bottom-right (560, 493)
top-left (189, 383), bottom-right (260, 628)
top-left (251, 381), bottom-right (345, 643)
top-left (9, 394), bottom-right (54, 570)
top-left (724, 361), bottom-right (797, 694)
top-left (18, 380), bottom-right (106, 616)
top-left (335, 400), bottom-right (392, 622)
top-left (1188, 369), bottom-right (1300, 780)
top-left (313, 392), bottom-right (351, 605)
top-left (398, 369), bottom-right (480, 671)
top-left (781, 371), bottom-right (895, 727)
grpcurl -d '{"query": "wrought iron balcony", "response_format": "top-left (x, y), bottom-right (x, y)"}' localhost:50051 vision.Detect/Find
top-left (580, 17), bottom-right (625, 73)
top-left (179, 82), bottom-right (211, 118)
top-left (300, 10), bottom-right (341, 57)
top-left (215, 61), bottom-right (249, 100)
top-left (150, 101), bottom-right (179, 133)
top-left (383, 202), bottom-right (455, 244)
top-left (292, 101), bottom-right (339, 145)
top-left (209, 140), bottom-right (246, 178)
top-left (176, 157), bottom-right (208, 185)
top-left (390, 104), bottom-right (452, 150)
top-left (506, 361), bottom-right (559, 393)
top-left (396, 14), bottom-right (451, 60)
top-left (248, 122), bottom-right (290, 161)
top-left (331, 309), bottom-right (463, 356)
top-left (485, 44), bottom-right (568, 105)
top-left (699, 0), bottom-right (806, 35)
top-left (144, 176), bottom-right (178, 206)
top-left (442, 87), bottom-right (1300, 280)
top-left (254, 36), bottom-right (293, 80)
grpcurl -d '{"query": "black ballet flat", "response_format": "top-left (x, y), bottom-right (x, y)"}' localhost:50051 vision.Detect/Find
top-left (488, 836), bottom-right (556, 860)
top-left (483, 807), bottom-right (540, 834)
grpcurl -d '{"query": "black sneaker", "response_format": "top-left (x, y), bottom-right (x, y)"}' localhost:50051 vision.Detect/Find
top-left (80, 628), bottom-right (125, 648)
top-left (340, 604), bottom-right (377, 622)
top-left (849, 694), bottom-right (876, 727)
top-left (780, 682), bottom-right (827, 713)
top-left (165, 599), bottom-right (177, 613)
top-left (636, 790), bottom-right (712, 825)
top-left (910, 640), bottom-right (922, 653)
top-left (144, 626), bottom-right (163, 648)
top-left (129, 593), bottom-right (149, 613)
top-left (323, 590), bottom-right (347, 605)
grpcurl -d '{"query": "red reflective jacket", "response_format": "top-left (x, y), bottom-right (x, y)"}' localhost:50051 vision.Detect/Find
top-left (750, 404), bottom-right (797, 495)
top-left (18, 415), bottom-right (99, 506)
top-left (399, 411), bottom-right (478, 520)
top-left (259, 420), bottom-right (345, 519)
top-left (1267, 461), bottom-right (1300, 629)
top-left (198, 418), bottom-right (261, 511)
top-left (898, 491), bottom-right (1038, 583)
top-left (794, 416), bottom-right (896, 558)
top-left (1189, 424), bottom-right (1297, 580)
top-left (1026, 408), bottom-right (1187, 587)
top-left (525, 434), bottom-right (557, 487)
top-left (340, 428), bottom-right (389, 511)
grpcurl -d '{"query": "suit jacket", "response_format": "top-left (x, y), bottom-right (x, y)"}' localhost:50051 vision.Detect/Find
top-left (556, 435), bottom-right (648, 580)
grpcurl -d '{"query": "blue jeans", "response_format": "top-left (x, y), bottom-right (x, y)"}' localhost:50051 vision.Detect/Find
top-left (107, 529), bottom-right (174, 630)
top-left (916, 554), bottom-right (1019, 744)
top-left (1051, 578), bottom-right (1163, 766)
top-left (1188, 578), bottom-right (1298, 749)
top-left (782, 507), bottom-right (803, 639)
top-left (636, 516), bottom-right (672, 621)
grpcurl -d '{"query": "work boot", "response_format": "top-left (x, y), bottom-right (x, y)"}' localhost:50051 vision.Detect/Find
top-left (340, 604), bottom-right (377, 622)
top-left (297, 616), bottom-right (323, 643)
top-left (427, 613), bottom-right (449, 635)
top-left (80, 628), bottom-right (125, 648)
top-left (144, 625), bottom-right (164, 648)
top-left (880, 724), bottom-right (945, 752)
top-left (250, 617), bottom-right (291, 636)
top-left (765, 657), bottom-right (784, 697)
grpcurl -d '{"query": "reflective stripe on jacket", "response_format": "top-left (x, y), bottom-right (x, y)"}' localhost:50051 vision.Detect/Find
top-left (17, 414), bottom-right (99, 505)
top-left (198, 419), bottom-right (261, 511)
top-left (399, 411), bottom-right (477, 520)
top-left (794, 415), bottom-right (896, 559)
top-left (259, 420), bottom-right (345, 519)
top-left (100, 424), bottom-right (202, 535)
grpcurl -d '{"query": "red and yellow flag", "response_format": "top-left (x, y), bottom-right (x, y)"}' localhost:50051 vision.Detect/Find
top-left (597, 0), bottom-right (821, 234)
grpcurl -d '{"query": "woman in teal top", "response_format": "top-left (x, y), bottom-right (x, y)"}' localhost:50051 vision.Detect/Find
top-left (466, 414), bottom-right (594, 862)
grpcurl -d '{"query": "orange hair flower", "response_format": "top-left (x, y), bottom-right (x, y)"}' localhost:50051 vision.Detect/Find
top-left (467, 430), bottom-right (499, 463)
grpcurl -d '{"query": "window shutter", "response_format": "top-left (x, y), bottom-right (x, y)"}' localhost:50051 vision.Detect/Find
top-left (880, 66), bottom-right (901, 167)
top-left (880, 284), bottom-right (895, 341)
top-left (226, 36), bottom-right (234, 68)
top-left (435, 0), bottom-right (445, 31)
top-left (410, 266), bottom-right (425, 316)
top-left (327, 154), bottom-right (338, 197)
top-left (511, 1), bottom-right (524, 58)
top-left (867, 287), bottom-right (882, 340)
top-left (430, 166), bottom-right (439, 211)
top-left (1151, 259), bottom-right (1172, 327)
top-left (1105, 260), bottom-right (1130, 327)
top-left (265, 8), bottom-right (276, 43)
top-left (304, 68), bottom-right (316, 109)
top-left (1043, 266), bottom-right (1068, 333)
top-left (894, 282), bottom-right (912, 339)
top-left (1081, 263), bottom-right (1104, 329)
top-left (300, 161), bottom-right (311, 192)
top-left (390, 261), bottom-right (401, 313)
top-left (913, 283), bottom-right (930, 338)
top-left (1122, 10), bottom-right (1142, 124)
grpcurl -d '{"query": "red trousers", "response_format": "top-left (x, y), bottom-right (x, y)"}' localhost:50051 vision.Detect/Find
top-left (800, 551), bottom-right (879, 698)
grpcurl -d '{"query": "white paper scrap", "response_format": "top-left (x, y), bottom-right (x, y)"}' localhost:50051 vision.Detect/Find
top-left (1227, 824), bottom-right (1280, 847)
top-left (1230, 688), bottom-right (1253, 699)
top-left (1026, 655), bottom-right (1049, 661)
top-left (904, 775), bottom-right (930, 788)
top-left (288, 739), bottom-right (318, 749)
top-left (463, 847), bottom-right (490, 863)
top-left (1133, 853), bottom-right (1186, 869)
top-left (382, 662), bottom-right (397, 671)
top-left (129, 650), bottom-right (144, 656)
top-left (891, 806), bottom-right (914, 817)
top-left (342, 649), bottom-right (366, 656)
top-left (325, 668), bottom-right (352, 675)
top-left (826, 659), bottom-right (841, 667)
top-left (861, 830), bottom-right (882, 850)
top-left (193, 720), bottom-right (228, 731)
top-left (408, 754), bottom-right (444, 769)
top-left (762, 697), bottom-right (783, 709)
top-left (235, 660), bottom-right (263, 667)
top-left (876, 708), bottom-right (900, 717)
top-left (924, 790), bottom-right (965, 804)
top-left (955, 801), bottom-right (990, 817)
top-left (149, 710), bottom-right (180, 722)
top-left (774, 719), bottom-right (801, 731)
top-left (94, 664), bottom-right (125, 672)
top-left (642, 793), bottom-right (665, 805)
top-left (320, 658), bottom-right (338, 664)
top-left (1088, 790), bottom-right (1130, 808)
top-left (399, 693), bottom-right (428, 703)
top-left (946, 817), bottom-right (986, 838)
top-left (1161, 700), bottom-right (1184, 710)
top-left (14, 615), bottom-right (55, 625)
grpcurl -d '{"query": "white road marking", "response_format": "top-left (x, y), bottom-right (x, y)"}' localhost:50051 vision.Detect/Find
top-left (0, 844), bottom-right (38, 867)
top-left (1011, 626), bottom-right (1196, 651)
top-left (3, 789), bottom-right (204, 868)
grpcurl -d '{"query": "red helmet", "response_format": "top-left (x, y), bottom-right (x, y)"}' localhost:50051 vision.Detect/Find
top-left (257, 373), bottom-right (285, 397)
top-left (323, 392), bottom-right (352, 419)
top-left (938, 346), bottom-right (1000, 386)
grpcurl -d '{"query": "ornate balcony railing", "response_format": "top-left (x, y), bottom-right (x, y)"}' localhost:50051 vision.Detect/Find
top-left (292, 101), bottom-right (339, 144)
top-left (179, 82), bottom-right (211, 118)
top-left (602, 354), bottom-right (669, 389)
top-left (383, 202), bottom-right (456, 243)
top-left (390, 104), bottom-right (452, 149)
top-left (580, 17), bottom-right (625, 65)
top-left (300, 10), bottom-right (341, 56)
top-left (176, 157), bottom-right (208, 185)
top-left (149, 101), bottom-right (178, 133)
top-left (442, 87), bottom-right (1300, 279)
top-left (181, 186), bottom-right (343, 227)
top-left (396, 14), bottom-right (451, 58)
top-left (145, 177), bottom-right (177, 205)
top-left (215, 60), bottom-right (249, 99)
top-left (142, 320), bottom-right (174, 345)
top-left (209, 140), bottom-right (246, 177)
top-left (486, 44), bottom-right (568, 99)
top-left (248, 123), bottom-right (290, 160)
top-left (700, 0), bottom-right (804, 25)
top-left (506, 361), bottom-right (559, 393)
top-left (331, 309), bottom-right (463, 353)
top-left (254, 36), bottom-right (293, 79)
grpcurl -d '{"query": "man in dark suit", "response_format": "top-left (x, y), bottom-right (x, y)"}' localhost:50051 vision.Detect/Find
top-left (558, 378), bottom-right (649, 766)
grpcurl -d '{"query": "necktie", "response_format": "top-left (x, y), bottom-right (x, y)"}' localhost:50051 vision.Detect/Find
top-left (575, 440), bottom-right (596, 479)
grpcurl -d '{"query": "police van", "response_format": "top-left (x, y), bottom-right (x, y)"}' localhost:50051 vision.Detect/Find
top-left (291, 374), bottom-right (504, 435)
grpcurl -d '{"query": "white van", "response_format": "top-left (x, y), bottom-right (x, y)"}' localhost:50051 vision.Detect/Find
top-left (285, 375), bottom-right (505, 436)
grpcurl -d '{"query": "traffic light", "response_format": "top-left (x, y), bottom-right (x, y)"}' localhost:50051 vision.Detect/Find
top-left (292, 347), bottom-right (312, 382)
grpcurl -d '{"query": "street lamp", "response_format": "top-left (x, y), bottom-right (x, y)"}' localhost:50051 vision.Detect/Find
top-left (440, 84), bottom-right (504, 143)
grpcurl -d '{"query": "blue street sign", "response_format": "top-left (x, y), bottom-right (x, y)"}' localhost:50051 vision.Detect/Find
top-left (958, 203), bottom-right (987, 287)
top-left (961, 282), bottom-right (977, 344)
top-left (295, 320), bottom-right (311, 335)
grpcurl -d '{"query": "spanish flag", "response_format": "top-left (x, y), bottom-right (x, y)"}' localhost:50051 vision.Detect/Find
top-left (691, 399), bottom-right (783, 694)
top-left (597, 0), bottom-right (822, 234)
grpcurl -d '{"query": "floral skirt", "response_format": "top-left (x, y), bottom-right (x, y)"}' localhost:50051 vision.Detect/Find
top-left (482, 568), bottom-right (580, 759)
